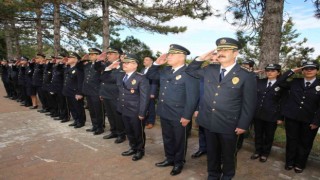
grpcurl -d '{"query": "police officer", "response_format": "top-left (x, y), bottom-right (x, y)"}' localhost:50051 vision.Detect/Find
top-left (42, 55), bottom-right (56, 117)
top-left (113, 54), bottom-right (150, 161)
top-left (94, 47), bottom-right (126, 143)
top-left (32, 53), bottom-right (46, 110)
top-left (280, 61), bottom-right (320, 173)
top-left (147, 44), bottom-right (199, 176)
top-left (250, 64), bottom-right (285, 162)
top-left (186, 37), bottom-right (257, 179)
top-left (191, 49), bottom-right (219, 159)
top-left (49, 53), bottom-right (69, 122)
top-left (81, 48), bottom-right (104, 135)
top-left (63, 52), bottom-right (86, 128)
top-left (141, 56), bottom-right (159, 129)
top-left (8, 60), bottom-right (19, 100)
top-left (17, 57), bottom-right (32, 107)
top-left (0, 60), bottom-right (11, 98)
top-left (25, 59), bottom-right (38, 108)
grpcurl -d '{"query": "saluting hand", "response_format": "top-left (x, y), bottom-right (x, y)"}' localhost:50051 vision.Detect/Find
top-left (155, 54), bottom-right (167, 65)
top-left (75, 95), bottom-right (83, 100)
top-left (81, 54), bottom-right (89, 61)
top-left (97, 52), bottom-right (107, 61)
top-left (277, 120), bottom-right (283, 125)
top-left (235, 128), bottom-right (246, 135)
top-left (292, 67), bottom-right (303, 73)
top-left (180, 117), bottom-right (190, 127)
top-left (107, 60), bottom-right (120, 70)
top-left (254, 69), bottom-right (264, 74)
top-left (310, 124), bottom-right (318, 130)
top-left (199, 49), bottom-right (216, 61)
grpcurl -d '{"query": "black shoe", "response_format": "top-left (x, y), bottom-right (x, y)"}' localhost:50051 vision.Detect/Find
top-left (132, 151), bottom-right (144, 161)
top-left (39, 109), bottom-right (48, 113)
top-left (114, 136), bottom-right (126, 144)
top-left (69, 122), bottom-right (76, 126)
top-left (170, 164), bottom-right (183, 176)
top-left (121, 149), bottom-right (136, 156)
top-left (25, 104), bottom-right (31, 107)
top-left (86, 128), bottom-right (96, 132)
top-left (61, 119), bottom-right (69, 123)
top-left (74, 124), bottom-right (84, 128)
top-left (191, 150), bottom-right (206, 159)
top-left (250, 153), bottom-right (260, 160)
top-left (50, 114), bottom-right (59, 118)
top-left (155, 160), bottom-right (174, 167)
top-left (285, 165), bottom-right (294, 171)
top-left (53, 117), bottom-right (62, 120)
top-left (103, 133), bottom-right (117, 139)
top-left (29, 106), bottom-right (38, 109)
top-left (259, 156), bottom-right (268, 163)
top-left (93, 129), bottom-right (104, 135)
top-left (294, 167), bottom-right (303, 173)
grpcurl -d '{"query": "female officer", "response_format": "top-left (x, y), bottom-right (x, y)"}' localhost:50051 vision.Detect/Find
top-left (250, 64), bottom-right (285, 162)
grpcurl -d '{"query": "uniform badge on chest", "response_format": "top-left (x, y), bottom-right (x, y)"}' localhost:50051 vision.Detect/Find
top-left (131, 79), bottom-right (136, 85)
top-left (130, 88), bottom-right (135, 94)
top-left (274, 87), bottom-right (280, 91)
top-left (72, 70), bottom-right (76, 74)
top-left (232, 77), bottom-right (239, 85)
top-left (316, 86), bottom-right (320, 91)
top-left (176, 75), bottom-right (182, 80)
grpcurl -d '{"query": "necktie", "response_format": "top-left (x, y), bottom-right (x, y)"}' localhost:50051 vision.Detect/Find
top-left (267, 82), bottom-right (272, 88)
top-left (123, 74), bottom-right (129, 82)
top-left (305, 82), bottom-right (311, 88)
top-left (219, 69), bottom-right (226, 82)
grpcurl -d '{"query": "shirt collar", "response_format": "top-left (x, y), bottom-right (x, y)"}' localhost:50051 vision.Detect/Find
top-left (304, 78), bottom-right (316, 85)
top-left (172, 64), bottom-right (185, 73)
top-left (220, 62), bottom-right (237, 76)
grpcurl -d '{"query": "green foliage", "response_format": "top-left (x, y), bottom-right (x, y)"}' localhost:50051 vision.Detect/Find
top-left (237, 17), bottom-right (315, 70)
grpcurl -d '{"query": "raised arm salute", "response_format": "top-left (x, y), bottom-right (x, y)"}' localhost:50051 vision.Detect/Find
top-left (186, 37), bottom-right (257, 179)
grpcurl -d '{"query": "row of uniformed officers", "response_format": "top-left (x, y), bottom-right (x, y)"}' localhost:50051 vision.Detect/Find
top-left (0, 37), bottom-right (319, 179)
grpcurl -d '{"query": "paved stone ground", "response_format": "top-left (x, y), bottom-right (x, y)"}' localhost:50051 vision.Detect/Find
top-left (0, 83), bottom-right (319, 180)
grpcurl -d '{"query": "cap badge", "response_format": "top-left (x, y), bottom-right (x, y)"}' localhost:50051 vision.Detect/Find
top-left (131, 79), bottom-right (136, 85)
top-left (232, 77), bottom-right (239, 85)
top-left (176, 75), bottom-right (182, 80)
top-left (220, 39), bottom-right (227, 44)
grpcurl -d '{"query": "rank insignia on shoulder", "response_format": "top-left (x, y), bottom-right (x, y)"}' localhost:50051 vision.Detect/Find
top-left (130, 89), bottom-right (135, 93)
top-left (232, 77), bottom-right (239, 85)
top-left (132, 79), bottom-right (136, 85)
top-left (240, 66), bottom-right (251, 72)
top-left (316, 86), bottom-right (320, 91)
top-left (72, 70), bottom-right (76, 74)
top-left (176, 75), bottom-right (182, 80)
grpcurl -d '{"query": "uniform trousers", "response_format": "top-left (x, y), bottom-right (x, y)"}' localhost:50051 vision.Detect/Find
top-left (253, 118), bottom-right (277, 156)
top-left (122, 115), bottom-right (145, 152)
top-left (67, 96), bottom-right (86, 125)
top-left (160, 117), bottom-right (187, 166)
top-left (102, 98), bottom-right (125, 136)
top-left (36, 86), bottom-right (48, 109)
top-left (145, 98), bottom-right (156, 125)
top-left (198, 125), bottom-right (207, 152)
top-left (204, 128), bottom-right (238, 180)
top-left (285, 117), bottom-right (319, 169)
top-left (86, 95), bottom-right (104, 130)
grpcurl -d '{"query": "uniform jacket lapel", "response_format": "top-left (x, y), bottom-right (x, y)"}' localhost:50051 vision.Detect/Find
top-left (220, 64), bottom-right (241, 84)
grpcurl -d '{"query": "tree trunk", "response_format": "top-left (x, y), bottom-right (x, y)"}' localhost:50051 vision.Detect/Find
top-left (4, 22), bottom-right (14, 60)
top-left (35, 8), bottom-right (43, 54)
top-left (10, 19), bottom-right (21, 59)
top-left (258, 0), bottom-right (284, 69)
top-left (102, 0), bottom-right (110, 51)
top-left (53, 0), bottom-right (61, 56)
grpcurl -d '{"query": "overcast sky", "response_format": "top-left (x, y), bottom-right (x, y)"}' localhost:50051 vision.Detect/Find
top-left (116, 0), bottom-right (320, 59)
